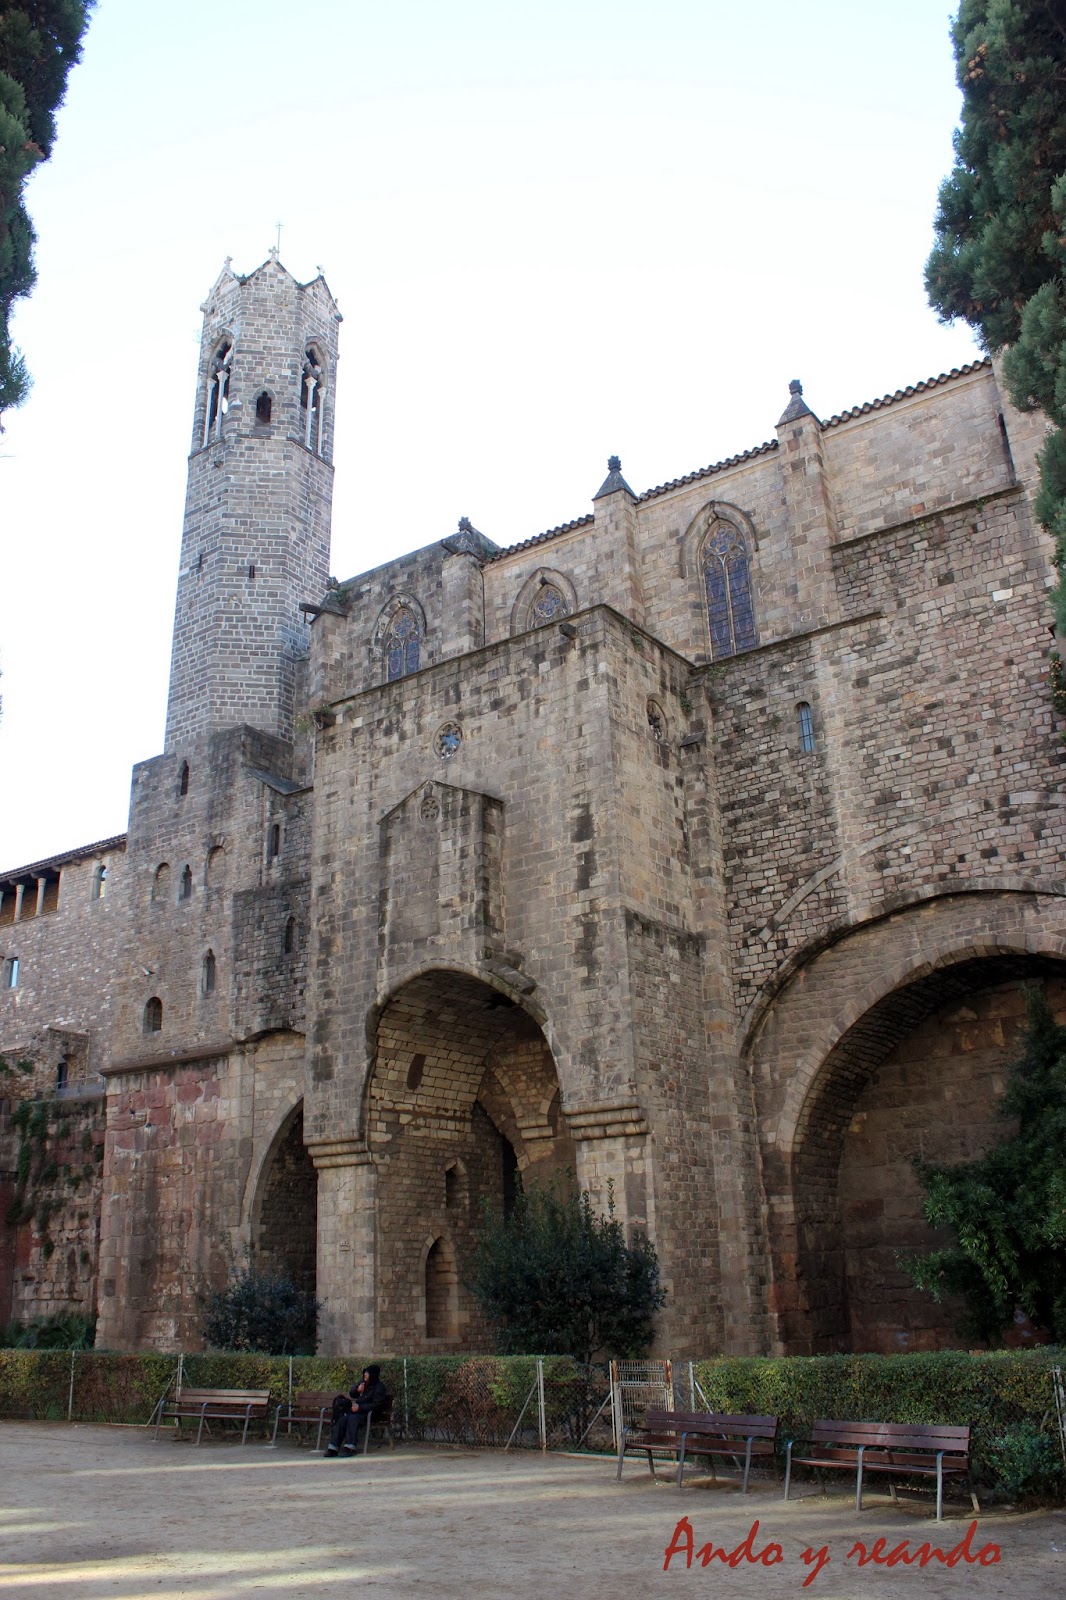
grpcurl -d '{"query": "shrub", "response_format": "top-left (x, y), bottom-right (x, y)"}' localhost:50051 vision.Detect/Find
top-left (469, 1174), bottom-right (665, 1365)
top-left (200, 1266), bottom-right (317, 1355)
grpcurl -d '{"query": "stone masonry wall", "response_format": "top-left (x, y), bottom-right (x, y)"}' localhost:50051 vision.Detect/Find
top-left (706, 485), bottom-right (1064, 1024)
top-left (96, 1031), bottom-right (306, 1350)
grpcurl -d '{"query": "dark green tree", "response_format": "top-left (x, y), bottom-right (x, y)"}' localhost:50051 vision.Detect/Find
top-left (469, 1174), bottom-right (665, 1366)
top-left (905, 987), bottom-right (1066, 1341)
top-left (0, 2), bottom-right (94, 419)
top-left (925, 3), bottom-right (1066, 634)
top-left (201, 1263), bottom-right (318, 1355)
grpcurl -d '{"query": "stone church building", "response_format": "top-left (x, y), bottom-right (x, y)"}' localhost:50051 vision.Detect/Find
top-left (2, 254), bottom-right (1064, 1358)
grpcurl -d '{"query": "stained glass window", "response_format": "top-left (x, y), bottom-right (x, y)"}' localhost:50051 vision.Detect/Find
top-left (385, 608), bottom-right (421, 680)
top-left (531, 584), bottom-right (568, 626)
top-left (703, 523), bottom-right (757, 659)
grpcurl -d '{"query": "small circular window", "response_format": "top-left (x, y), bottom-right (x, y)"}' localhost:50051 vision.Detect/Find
top-left (434, 721), bottom-right (463, 759)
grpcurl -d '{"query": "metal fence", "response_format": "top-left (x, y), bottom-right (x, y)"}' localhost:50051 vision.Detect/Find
top-left (1, 1348), bottom-right (1063, 1497)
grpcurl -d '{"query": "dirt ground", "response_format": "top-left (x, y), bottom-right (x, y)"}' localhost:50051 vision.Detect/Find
top-left (0, 1423), bottom-right (1065, 1599)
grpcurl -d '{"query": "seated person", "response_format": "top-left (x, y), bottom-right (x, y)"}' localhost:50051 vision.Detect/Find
top-left (324, 1365), bottom-right (388, 1456)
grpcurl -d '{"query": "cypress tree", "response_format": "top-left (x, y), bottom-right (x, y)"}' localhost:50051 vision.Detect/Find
top-left (926, 3), bottom-right (1066, 633)
top-left (0, 2), bottom-right (94, 419)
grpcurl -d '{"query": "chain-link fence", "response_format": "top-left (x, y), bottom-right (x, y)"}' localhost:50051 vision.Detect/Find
top-left (1, 1347), bottom-right (1063, 1498)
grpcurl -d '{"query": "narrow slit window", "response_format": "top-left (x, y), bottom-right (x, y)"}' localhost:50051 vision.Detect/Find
top-left (797, 701), bottom-right (816, 753)
top-left (283, 915), bottom-right (297, 954)
top-left (56, 1058), bottom-right (68, 1093)
top-left (179, 865), bottom-right (193, 901)
top-left (202, 950), bottom-right (216, 995)
top-left (255, 391), bottom-right (272, 425)
top-left (268, 823), bottom-right (281, 861)
top-left (178, 762), bottom-right (190, 797)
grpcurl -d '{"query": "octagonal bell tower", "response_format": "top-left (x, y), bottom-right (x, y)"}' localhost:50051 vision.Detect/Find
top-left (164, 252), bottom-right (341, 751)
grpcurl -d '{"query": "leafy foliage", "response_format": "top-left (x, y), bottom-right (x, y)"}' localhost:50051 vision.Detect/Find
top-left (925, 4), bottom-right (1066, 643)
top-left (695, 1349), bottom-right (1064, 1500)
top-left (904, 988), bottom-right (1066, 1341)
top-left (0, 2), bottom-right (94, 417)
top-left (0, 1310), bottom-right (95, 1348)
top-left (469, 1174), bottom-right (665, 1366)
top-left (200, 1263), bottom-right (318, 1355)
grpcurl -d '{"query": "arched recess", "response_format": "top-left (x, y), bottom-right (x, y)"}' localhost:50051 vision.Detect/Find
top-left (509, 568), bottom-right (578, 636)
top-left (251, 1101), bottom-right (317, 1302)
top-left (749, 891), bottom-right (1066, 1355)
top-left (423, 1235), bottom-right (459, 1340)
top-left (366, 967), bottom-right (576, 1352)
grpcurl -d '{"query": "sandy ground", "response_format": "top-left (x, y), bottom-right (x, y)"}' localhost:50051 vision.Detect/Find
top-left (0, 1423), bottom-right (1064, 1599)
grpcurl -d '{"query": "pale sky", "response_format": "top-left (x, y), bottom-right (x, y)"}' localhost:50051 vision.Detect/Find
top-left (0, 0), bottom-right (980, 870)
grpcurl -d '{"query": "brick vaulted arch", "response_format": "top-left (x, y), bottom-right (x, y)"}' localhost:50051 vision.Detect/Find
top-left (747, 889), bottom-right (1066, 1354)
top-left (364, 967), bottom-right (576, 1352)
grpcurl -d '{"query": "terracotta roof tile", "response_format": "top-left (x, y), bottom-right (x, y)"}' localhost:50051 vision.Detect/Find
top-left (488, 359), bottom-right (994, 559)
top-left (0, 833), bottom-right (127, 884)
top-left (487, 514), bottom-right (594, 562)
top-left (636, 439), bottom-right (780, 503)
top-left (820, 358), bottom-right (992, 428)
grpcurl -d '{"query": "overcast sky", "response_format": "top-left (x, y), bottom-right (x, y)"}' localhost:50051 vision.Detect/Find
top-left (0, 0), bottom-right (980, 870)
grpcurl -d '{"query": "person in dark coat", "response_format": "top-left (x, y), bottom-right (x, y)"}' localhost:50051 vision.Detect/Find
top-left (324, 1366), bottom-right (387, 1456)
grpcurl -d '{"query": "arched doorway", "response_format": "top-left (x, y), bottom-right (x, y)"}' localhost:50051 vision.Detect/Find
top-left (253, 1103), bottom-right (317, 1301)
top-left (784, 955), bottom-right (1066, 1353)
top-left (368, 968), bottom-right (575, 1351)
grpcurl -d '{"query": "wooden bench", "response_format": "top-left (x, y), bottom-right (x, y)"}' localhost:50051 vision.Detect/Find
top-left (783, 1420), bottom-right (980, 1521)
top-left (271, 1389), bottom-right (335, 1451)
top-left (271, 1391), bottom-right (396, 1453)
top-left (152, 1387), bottom-right (272, 1446)
top-left (617, 1409), bottom-right (778, 1492)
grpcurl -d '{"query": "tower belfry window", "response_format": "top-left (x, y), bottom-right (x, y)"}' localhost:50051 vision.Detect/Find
top-left (203, 339), bottom-right (233, 446)
top-left (300, 347), bottom-right (325, 454)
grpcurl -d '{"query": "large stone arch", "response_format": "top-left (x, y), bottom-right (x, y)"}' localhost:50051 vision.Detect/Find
top-left (748, 889), bottom-right (1066, 1354)
top-left (250, 1100), bottom-right (317, 1302)
top-left (366, 966), bottom-right (576, 1352)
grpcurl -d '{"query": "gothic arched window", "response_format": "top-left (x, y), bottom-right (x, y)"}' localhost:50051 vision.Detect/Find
top-left (703, 521), bottom-right (757, 659)
top-left (385, 607), bottom-right (421, 681)
top-left (203, 339), bottom-right (232, 445)
top-left (300, 346), bottom-right (325, 454)
top-left (531, 583), bottom-right (569, 626)
top-left (202, 950), bottom-right (216, 995)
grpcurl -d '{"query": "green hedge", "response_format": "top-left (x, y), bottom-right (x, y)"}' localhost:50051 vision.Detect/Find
top-left (2, 1347), bottom-right (1062, 1498)
top-left (694, 1350), bottom-right (1065, 1501)
top-left (0, 1349), bottom-right (591, 1447)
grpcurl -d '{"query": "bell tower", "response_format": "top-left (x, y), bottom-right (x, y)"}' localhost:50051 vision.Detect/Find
top-left (164, 253), bottom-right (341, 751)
